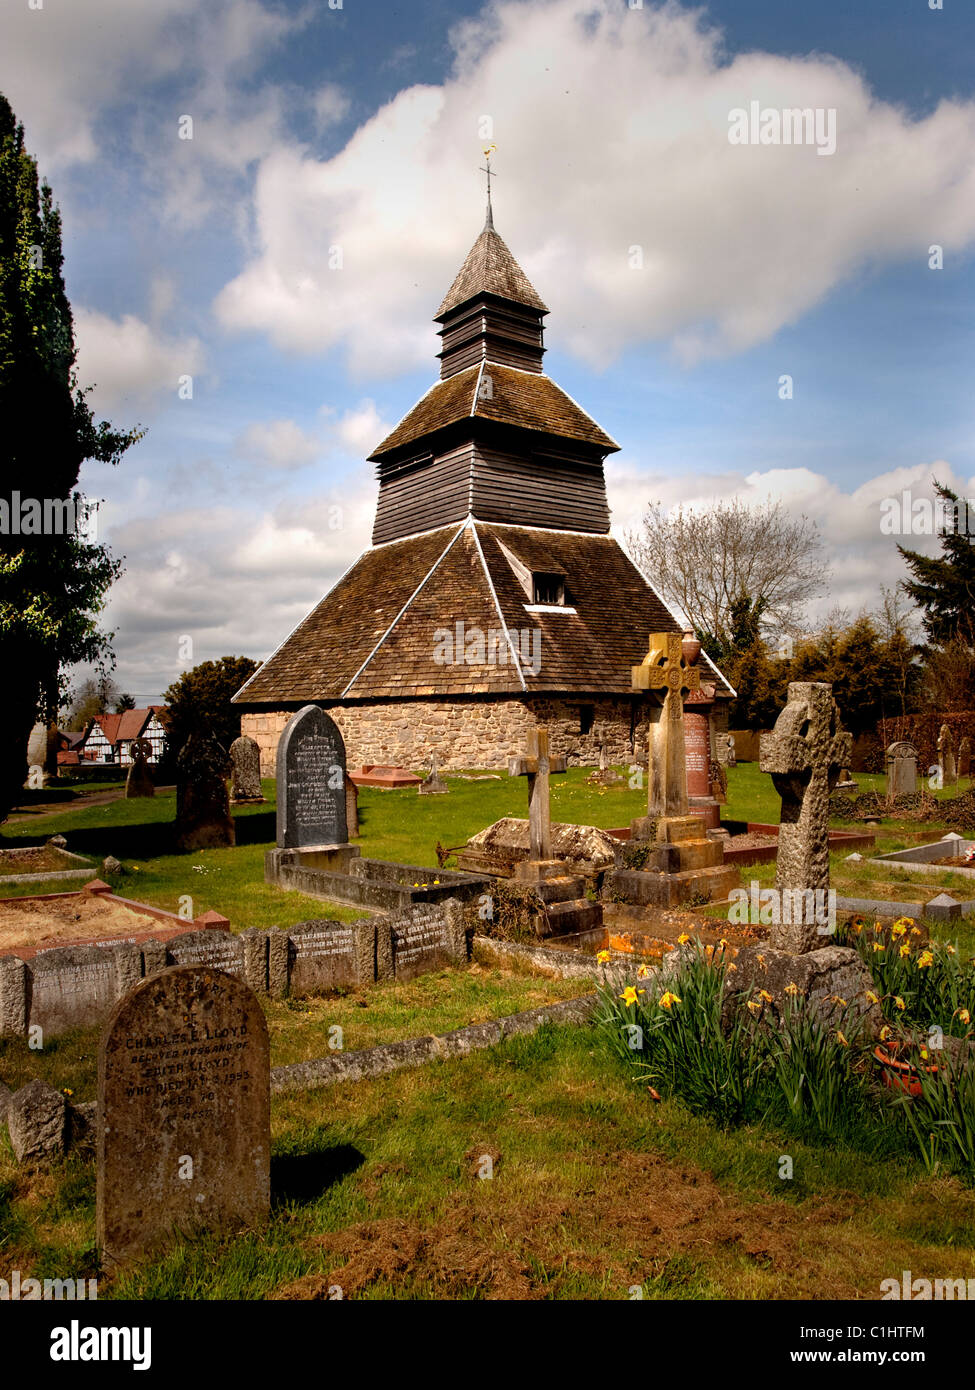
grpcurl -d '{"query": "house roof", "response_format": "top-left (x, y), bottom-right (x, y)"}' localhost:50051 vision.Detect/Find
top-left (233, 520), bottom-right (734, 705)
top-left (369, 362), bottom-right (618, 462)
top-left (436, 222), bottom-right (548, 318)
top-left (86, 708), bottom-right (162, 747)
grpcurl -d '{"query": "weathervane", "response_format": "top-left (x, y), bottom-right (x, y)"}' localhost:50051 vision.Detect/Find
top-left (479, 143), bottom-right (497, 226)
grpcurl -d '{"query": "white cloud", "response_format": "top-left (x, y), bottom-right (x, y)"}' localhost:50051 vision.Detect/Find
top-left (214, 0), bottom-right (975, 375)
top-left (235, 418), bottom-right (322, 471)
top-left (609, 457), bottom-right (975, 628)
top-left (73, 309), bottom-right (205, 415)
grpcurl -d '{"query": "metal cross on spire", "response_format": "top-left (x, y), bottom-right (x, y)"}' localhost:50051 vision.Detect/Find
top-left (479, 144), bottom-right (497, 228)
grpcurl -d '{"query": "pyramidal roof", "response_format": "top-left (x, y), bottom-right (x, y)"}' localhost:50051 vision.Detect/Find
top-left (436, 215), bottom-right (548, 318)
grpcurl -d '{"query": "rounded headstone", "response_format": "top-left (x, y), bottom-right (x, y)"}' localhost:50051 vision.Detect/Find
top-left (276, 704), bottom-right (348, 849)
top-left (97, 965), bottom-right (270, 1265)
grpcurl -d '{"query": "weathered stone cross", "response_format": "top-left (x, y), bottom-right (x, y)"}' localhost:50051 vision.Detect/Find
top-left (759, 681), bottom-right (851, 952)
top-left (508, 726), bottom-right (567, 861)
top-left (631, 632), bottom-right (700, 817)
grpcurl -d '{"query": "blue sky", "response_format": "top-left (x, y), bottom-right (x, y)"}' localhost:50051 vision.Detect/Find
top-left (1, 0), bottom-right (973, 704)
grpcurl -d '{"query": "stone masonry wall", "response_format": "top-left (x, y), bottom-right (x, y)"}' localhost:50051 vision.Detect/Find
top-left (241, 696), bottom-right (652, 775)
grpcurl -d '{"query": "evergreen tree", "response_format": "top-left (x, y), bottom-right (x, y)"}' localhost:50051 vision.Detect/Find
top-left (898, 481), bottom-right (975, 649)
top-left (163, 657), bottom-right (259, 758)
top-left (0, 94), bottom-right (141, 821)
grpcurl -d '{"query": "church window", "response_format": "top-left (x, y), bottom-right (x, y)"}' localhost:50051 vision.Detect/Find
top-left (579, 704), bottom-right (595, 735)
top-left (532, 572), bottom-right (564, 605)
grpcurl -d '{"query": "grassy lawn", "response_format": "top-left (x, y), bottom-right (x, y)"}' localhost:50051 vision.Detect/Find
top-left (0, 962), bottom-right (592, 1102)
top-left (3, 1019), bottom-right (975, 1300)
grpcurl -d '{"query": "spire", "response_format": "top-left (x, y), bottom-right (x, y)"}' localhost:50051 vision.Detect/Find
top-left (480, 144), bottom-right (496, 229)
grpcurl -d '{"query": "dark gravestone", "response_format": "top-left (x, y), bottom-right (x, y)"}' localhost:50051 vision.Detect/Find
top-left (276, 704), bottom-right (348, 849)
top-left (230, 734), bottom-right (265, 804)
top-left (125, 738), bottom-right (155, 799)
top-left (175, 735), bottom-right (235, 852)
top-left (97, 965), bottom-right (270, 1265)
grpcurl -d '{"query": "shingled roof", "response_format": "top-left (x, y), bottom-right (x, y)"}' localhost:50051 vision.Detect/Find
top-left (233, 520), bottom-right (735, 705)
top-left (369, 362), bottom-right (618, 461)
top-left (436, 223), bottom-right (548, 317)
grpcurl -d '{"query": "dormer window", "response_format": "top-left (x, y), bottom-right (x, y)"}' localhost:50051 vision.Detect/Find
top-left (532, 572), bottom-right (564, 606)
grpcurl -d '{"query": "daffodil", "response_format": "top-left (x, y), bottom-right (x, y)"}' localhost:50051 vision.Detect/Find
top-left (866, 990), bottom-right (879, 1005)
top-left (899, 943), bottom-right (911, 958)
top-left (892, 922), bottom-right (908, 938)
top-left (784, 982), bottom-right (799, 996)
top-left (677, 932), bottom-right (690, 945)
top-left (895, 996), bottom-right (905, 1011)
top-left (836, 1030), bottom-right (849, 1047)
top-left (830, 995), bottom-right (847, 1007)
top-left (620, 986), bottom-right (642, 1007)
top-left (917, 950), bottom-right (934, 969)
top-left (727, 962), bottom-right (738, 973)
top-left (746, 999), bottom-right (761, 1015)
top-left (880, 1025), bottom-right (893, 1041)
top-left (658, 991), bottom-right (680, 1010)
top-left (596, 949), bottom-right (611, 964)
top-left (758, 989), bottom-right (773, 1003)
top-left (636, 964), bottom-right (651, 979)
top-left (957, 1008), bottom-right (971, 1025)
top-left (872, 941), bottom-right (885, 952)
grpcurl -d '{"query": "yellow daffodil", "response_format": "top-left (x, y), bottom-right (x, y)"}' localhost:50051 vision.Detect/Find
top-left (727, 962), bottom-right (738, 973)
top-left (899, 943), bottom-right (911, 958)
top-left (746, 999), bottom-right (761, 1014)
top-left (758, 989), bottom-right (773, 1003)
top-left (677, 932), bottom-right (690, 945)
top-left (880, 1025), bottom-right (893, 1041)
top-left (718, 938), bottom-right (729, 949)
top-left (784, 982), bottom-right (799, 996)
top-left (946, 944), bottom-right (957, 955)
top-left (836, 1031), bottom-right (849, 1047)
top-left (917, 950), bottom-right (934, 969)
top-left (872, 942), bottom-right (885, 952)
top-left (658, 991), bottom-right (681, 1010)
top-left (596, 949), bottom-right (611, 964)
top-left (955, 1008), bottom-right (971, 1025)
top-left (894, 996), bottom-right (905, 1011)
top-left (637, 964), bottom-right (651, 979)
top-left (830, 995), bottom-right (847, 1007)
top-left (892, 922), bottom-right (908, 938)
top-left (910, 926), bottom-right (923, 937)
top-left (866, 990), bottom-right (879, 1005)
top-left (920, 1048), bottom-right (929, 1060)
top-left (620, 986), bottom-right (644, 1007)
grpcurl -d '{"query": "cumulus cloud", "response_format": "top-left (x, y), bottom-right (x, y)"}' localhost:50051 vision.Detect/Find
top-left (73, 309), bottom-right (205, 415)
top-left (214, 0), bottom-right (975, 375)
top-left (235, 418), bottom-right (322, 471)
top-left (609, 458), bottom-right (975, 630)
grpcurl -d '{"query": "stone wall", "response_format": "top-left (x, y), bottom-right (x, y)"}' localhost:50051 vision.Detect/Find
top-left (242, 695), bottom-right (652, 775)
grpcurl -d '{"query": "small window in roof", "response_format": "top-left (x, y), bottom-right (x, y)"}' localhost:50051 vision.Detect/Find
top-left (532, 572), bottom-right (564, 605)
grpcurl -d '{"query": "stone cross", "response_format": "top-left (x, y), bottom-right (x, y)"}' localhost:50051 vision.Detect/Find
top-left (124, 738), bottom-right (155, 800)
top-left (508, 727), bottom-right (567, 861)
top-left (938, 723), bottom-right (957, 786)
top-left (631, 632), bottom-right (700, 816)
top-left (760, 682), bottom-right (851, 952)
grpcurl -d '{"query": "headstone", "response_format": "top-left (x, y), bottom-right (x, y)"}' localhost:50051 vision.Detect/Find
top-left (230, 734), bottom-right (265, 804)
top-left (507, 727), bottom-right (567, 864)
top-left (345, 774), bottom-right (360, 837)
top-left (715, 733), bottom-right (736, 767)
top-left (276, 704), bottom-right (348, 849)
top-left (885, 740), bottom-right (918, 798)
top-left (124, 738), bottom-right (155, 799)
top-left (938, 723), bottom-right (957, 786)
top-left (175, 735), bottom-right (235, 852)
top-left (97, 965), bottom-right (270, 1265)
top-left (631, 632), bottom-right (700, 818)
top-left (958, 736), bottom-right (972, 780)
top-left (726, 734), bottom-right (736, 767)
top-left (418, 753), bottom-right (449, 796)
top-left (759, 682), bottom-right (851, 952)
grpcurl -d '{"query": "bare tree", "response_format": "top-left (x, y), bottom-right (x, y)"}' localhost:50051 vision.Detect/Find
top-left (625, 496), bottom-right (828, 649)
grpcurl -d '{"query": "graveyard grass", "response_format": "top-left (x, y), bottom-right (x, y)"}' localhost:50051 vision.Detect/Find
top-left (3, 763), bottom-right (975, 1298)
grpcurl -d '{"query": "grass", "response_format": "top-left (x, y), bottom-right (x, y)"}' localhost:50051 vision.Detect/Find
top-left (4, 1018), bottom-right (975, 1299)
top-left (0, 962), bottom-right (592, 1102)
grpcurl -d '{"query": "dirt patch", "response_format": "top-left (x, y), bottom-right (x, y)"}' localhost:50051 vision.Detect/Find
top-left (727, 833), bottom-right (778, 851)
top-left (271, 1149), bottom-right (868, 1300)
top-left (0, 847), bottom-right (82, 877)
top-left (930, 856), bottom-right (975, 869)
top-left (0, 889), bottom-right (160, 951)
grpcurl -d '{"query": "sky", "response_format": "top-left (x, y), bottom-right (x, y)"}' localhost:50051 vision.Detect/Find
top-left (1, 0), bottom-right (973, 705)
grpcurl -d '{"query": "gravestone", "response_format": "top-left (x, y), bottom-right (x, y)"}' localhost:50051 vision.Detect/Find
top-left (97, 965), bottom-right (270, 1265)
top-left (959, 737), bottom-right (972, 780)
top-left (418, 753), bottom-right (449, 796)
top-left (631, 632), bottom-right (700, 821)
top-left (938, 723), bottom-right (957, 786)
top-left (175, 735), bottom-right (235, 851)
top-left (125, 738), bottom-right (155, 799)
top-left (885, 740), bottom-right (918, 797)
top-left (230, 734), bottom-right (265, 804)
top-left (759, 682), bottom-right (851, 952)
top-left (345, 774), bottom-right (360, 837)
top-left (276, 704), bottom-right (348, 849)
